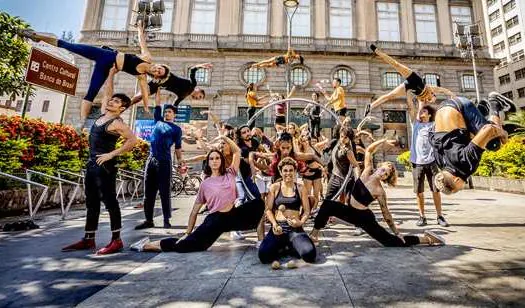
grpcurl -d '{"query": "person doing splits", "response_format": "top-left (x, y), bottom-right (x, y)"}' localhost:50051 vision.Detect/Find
top-left (130, 135), bottom-right (265, 253)
top-left (258, 157), bottom-right (316, 269)
top-left (310, 138), bottom-right (445, 248)
top-left (61, 67), bottom-right (137, 255)
top-left (19, 22), bottom-right (168, 128)
top-left (251, 48), bottom-right (304, 69)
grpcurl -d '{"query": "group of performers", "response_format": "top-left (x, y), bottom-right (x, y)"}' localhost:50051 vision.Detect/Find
top-left (18, 25), bottom-right (517, 267)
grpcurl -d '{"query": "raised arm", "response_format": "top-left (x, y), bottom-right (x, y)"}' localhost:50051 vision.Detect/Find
top-left (377, 193), bottom-right (398, 235)
top-left (370, 83), bottom-right (407, 110)
top-left (137, 75), bottom-right (150, 110)
top-left (287, 86), bottom-right (297, 98)
top-left (186, 201), bottom-right (205, 234)
top-left (363, 138), bottom-right (392, 172)
top-left (100, 65), bottom-right (118, 114)
top-left (219, 135), bottom-right (241, 173)
top-left (136, 20), bottom-right (151, 61)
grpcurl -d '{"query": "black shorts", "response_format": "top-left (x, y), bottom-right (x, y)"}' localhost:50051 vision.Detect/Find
top-left (404, 72), bottom-right (425, 96)
top-left (302, 168), bottom-right (323, 181)
top-left (336, 108), bottom-right (347, 117)
top-left (412, 162), bottom-right (439, 194)
top-left (275, 115), bottom-right (286, 125)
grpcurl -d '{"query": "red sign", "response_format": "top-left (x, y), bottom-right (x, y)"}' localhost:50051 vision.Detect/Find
top-left (25, 48), bottom-right (79, 96)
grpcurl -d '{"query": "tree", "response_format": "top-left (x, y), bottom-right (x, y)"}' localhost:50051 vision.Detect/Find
top-left (60, 30), bottom-right (74, 43)
top-left (0, 12), bottom-right (31, 98)
top-left (505, 111), bottom-right (525, 137)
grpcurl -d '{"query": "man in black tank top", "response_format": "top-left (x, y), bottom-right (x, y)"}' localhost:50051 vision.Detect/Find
top-left (131, 63), bottom-right (212, 108)
top-left (62, 68), bottom-right (138, 255)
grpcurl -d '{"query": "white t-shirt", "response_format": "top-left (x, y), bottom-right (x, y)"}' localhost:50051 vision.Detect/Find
top-left (410, 120), bottom-right (435, 165)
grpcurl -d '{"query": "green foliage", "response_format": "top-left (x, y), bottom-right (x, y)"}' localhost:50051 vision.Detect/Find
top-left (505, 111), bottom-right (525, 137)
top-left (0, 12), bottom-right (31, 98)
top-left (475, 136), bottom-right (525, 179)
top-left (116, 138), bottom-right (150, 171)
top-left (0, 129), bottom-right (29, 174)
top-left (396, 151), bottom-right (412, 171)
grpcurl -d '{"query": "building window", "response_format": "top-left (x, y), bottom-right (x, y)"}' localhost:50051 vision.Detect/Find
top-left (190, 0), bottom-right (217, 34)
top-left (499, 74), bottom-right (511, 85)
top-left (160, 0), bottom-right (175, 32)
top-left (506, 15), bottom-right (519, 29)
top-left (499, 57), bottom-right (508, 67)
top-left (241, 63), bottom-right (266, 85)
top-left (329, 0), bottom-right (353, 38)
top-left (487, 0), bottom-right (497, 6)
top-left (450, 6), bottom-right (472, 25)
top-left (509, 33), bottom-right (522, 46)
top-left (494, 41), bottom-right (506, 53)
top-left (42, 100), bottom-right (50, 112)
top-left (503, 0), bottom-right (516, 13)
top-left (242, 0), bottom-right (268, 35)
top-left (511, 50), bottom-right (525, 61)
top-left (461, 74), bottom-right (476, 91)
top-left (290, 65), bottom-right (310, 87)
top-left (189, 67), bottom-right (211, 85)
top-left (424, 73), bottom-right (440, 87)
top-left (26, 101), bottom-right (32, 112)
top-left (489, 10), bottom-right (500, 23)
top-left (515, 68), bottom-right (525, 80)
top-left (383, 110), bottom-right (407, 123)
top-left (332, 66), bottom-right (355, 88)
top-left (414, 4), bottom-right (438, 43)
top-left (502, 91), bottom-right (514, 100)
top-left (291, 0), bottom-right (311, 37)
top-left (383, 72), bottom-right (403, 89)
top-left (15, 100), bottom-right (23, 112)
top-left (518, 87), bottom-right (525, 98)
top-left (101, 0), bottom-right (128, 31)
top-left (377, 2), bottom-right (400, 42)
top-left (491, 25), bottom-right (503, 37)
top-left (190, 107), bottom-right (208, 120)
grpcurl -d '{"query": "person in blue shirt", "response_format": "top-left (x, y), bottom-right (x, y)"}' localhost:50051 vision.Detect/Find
top-left (136, 90), bottom-right (183, 229)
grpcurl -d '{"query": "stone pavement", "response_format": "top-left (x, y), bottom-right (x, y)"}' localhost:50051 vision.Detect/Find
top-left (1, 187), bottom-right (524, 307)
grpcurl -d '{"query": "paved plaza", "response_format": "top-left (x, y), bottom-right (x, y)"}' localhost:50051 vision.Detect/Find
top-left (0, 187), bottom-right (524, 307)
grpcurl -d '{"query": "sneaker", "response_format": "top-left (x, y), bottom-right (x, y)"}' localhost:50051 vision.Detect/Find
top-left (130, 237), bottom-right (150, 252)
top-left (488, 92), bottom-right (517, 113)
top-left (135, 221), bottom-right (154, 230)
top-left (437, 216), bottom-right (449, 227)
top-left (255, 240), bottom-right (262, 249)
top-left (477, 99), bottom-right (490, 117)
top-left (364, 103), bottom-right (371, 117)
top-left (62, 238), bottom-right (96, 252)
top-left (416, 216), bottom-right (427, 226)
top-left (96, 239), bottom-right (124, 255)
top-left (230, 231), bottom-right (245, 241)
top-left (271, 260), bottom-right (281, 270)
top-left (353, 227), bottom-right (365, 236)
top-left (285, 260), bottom-right (298, 269)
top-left (424, 230), bottom-right (446, 246)
top-left (163, 220), bottom-right (172, 229)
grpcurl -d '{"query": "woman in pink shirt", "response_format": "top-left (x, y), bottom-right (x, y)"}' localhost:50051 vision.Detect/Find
top-left (131, 135), bottom-right (265, 253)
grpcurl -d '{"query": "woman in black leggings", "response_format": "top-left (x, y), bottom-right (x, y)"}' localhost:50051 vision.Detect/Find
top-left (258, 157), bottom-right (316, 269)
top-left (310, 138), bottom-right (445, 247)
top-left (131, 134), bottom-right (265, 253)
top-left (20, 21), bottom-right (168, 126)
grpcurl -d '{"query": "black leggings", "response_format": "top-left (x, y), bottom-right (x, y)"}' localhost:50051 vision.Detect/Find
top-left (84, 161), bottom-right (121, 232)
top-left (258, 222), bottom-right (316, 263)
top-left (314, 200), bottom-right (420, 247)
top-left (325, 175), bottom-right (354, 201)
top-left (143, 157), bottom-right (172, 223)
top-left (160, 198), bottom-right (265, 252)
top-left (308, 116), bottom-right (321, 139)
top-left (247, 107), bottom-right (257, 129)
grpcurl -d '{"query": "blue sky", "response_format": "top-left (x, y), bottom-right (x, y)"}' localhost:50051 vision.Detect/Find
top-left (0, 0), bottom-right (86, 40)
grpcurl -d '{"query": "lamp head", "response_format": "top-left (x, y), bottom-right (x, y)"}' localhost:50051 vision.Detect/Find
top-left (283, 0), bottom-right (299, 8)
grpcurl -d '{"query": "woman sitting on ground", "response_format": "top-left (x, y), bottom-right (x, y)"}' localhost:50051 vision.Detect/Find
top-left (258, 157), bottom-right (316, 269)
top-left (310, 138), bottom-right (445, 247)
top-left (131, 134), bottom-right (265, 253)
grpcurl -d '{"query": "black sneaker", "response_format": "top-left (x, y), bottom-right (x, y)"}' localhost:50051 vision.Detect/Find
top-left (416, 216), bottom-right (427, 226)
top-left (437, 216), bottom-right (449, 227)
top-left (163, 220), bottom-right (172, 229)
top-left (477, 99), bottom-right (490, 117)
top-left (364, 104), bottom-right (371, 117)
top-left (135, 221), bottom-right (154, 230)
top-left (488, 92), bottom-right (517, 113)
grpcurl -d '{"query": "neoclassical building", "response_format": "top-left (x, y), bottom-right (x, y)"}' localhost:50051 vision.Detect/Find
top-left (67, 0), bottom-right (497, 160)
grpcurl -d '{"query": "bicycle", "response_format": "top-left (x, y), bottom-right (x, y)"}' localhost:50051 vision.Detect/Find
top-left (172, 165), bottom-right (202, 196)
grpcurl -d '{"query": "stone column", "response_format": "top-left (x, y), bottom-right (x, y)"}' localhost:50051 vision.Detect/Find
top-left (271, 0), bottom-right (284, 37)
top-left (82, 0), bottom-right (102, 31)
top-left (314, 0), bottom-right (327, 39)
top-left (400, 0), bottom-right (415, 43)
top-left (355, 0), bottom-right (367, 41)
top-left (174, 0), bottom-right (191, 34)
top-left (437, 0), bottom-right (452, 45)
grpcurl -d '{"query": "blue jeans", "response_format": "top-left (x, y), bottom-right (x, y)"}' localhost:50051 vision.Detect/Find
top-left (441, 97), bottom-right (489, 135)
top-left (57, 39), bottom-right (117, 102)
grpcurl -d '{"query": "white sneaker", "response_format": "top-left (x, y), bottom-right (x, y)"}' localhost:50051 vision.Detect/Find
top-left (424, 231), bottom-right (446, 246)
top-left (230, 231), bottom-right (245, 241)
top-left (353, 227), bottom-right (365, 236)
top-left (130, 237), bottom-right (150, 252)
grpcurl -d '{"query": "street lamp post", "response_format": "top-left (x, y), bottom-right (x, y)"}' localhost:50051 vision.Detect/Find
top-left (454, 22), bottom-right (482, 102)
top-left (283, 0), bottom-right (299, 127)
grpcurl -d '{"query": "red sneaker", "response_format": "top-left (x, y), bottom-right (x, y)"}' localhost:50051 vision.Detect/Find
top-left (96, 239), bottom-right (123, 255)
top-left (62, 238), bottom-right (96, 252)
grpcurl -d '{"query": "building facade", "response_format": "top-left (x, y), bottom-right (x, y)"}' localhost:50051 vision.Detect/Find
top-left (68, 0), bottom-right (496, 160)
top-left (482, 0), bottom-right (525, 108)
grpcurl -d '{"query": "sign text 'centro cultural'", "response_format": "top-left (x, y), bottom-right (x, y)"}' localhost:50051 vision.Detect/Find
top-left (25, 48), bottom-right (79, 96)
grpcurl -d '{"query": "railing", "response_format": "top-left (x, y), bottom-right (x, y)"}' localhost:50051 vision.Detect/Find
top-left (80, 30), bottom-right (482, 57)
top-left (0, 171), bottom-right (49, 219)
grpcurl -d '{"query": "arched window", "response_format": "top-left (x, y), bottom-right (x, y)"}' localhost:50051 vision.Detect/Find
top-left (332, 66), bottom-right (356, 88)
top-left (241, 63), bottom-right (266, 85)
top-left (290, 65), bottom-right (311, 87)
